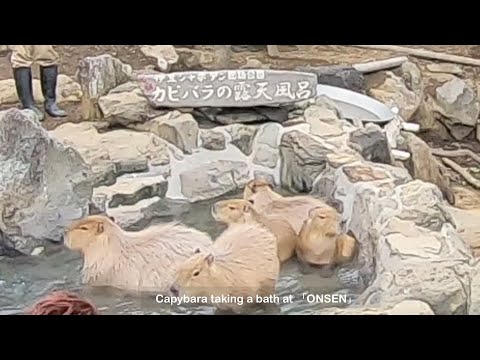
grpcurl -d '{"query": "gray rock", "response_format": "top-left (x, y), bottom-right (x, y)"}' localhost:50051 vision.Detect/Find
top-left (200, 130), bottom-right (226, 151)
top-left (194, 107), bottom-right (289, 125)
top-left (398, 132), bottom-right (455, 205)
top-left (77, 54), bottom-right (133, 120)
top-left (139, 45), bottom-right (179, 72)
top-left (0, 109), bottom-right (94, 255)
top-left (107, 197), bottom-right (164, 231)
top-left (297, 65), bottom-right (366, 94)
top-left (50, 122), bottom-right (170, 187)
top-left (369, 72), bottom-right (421, 121)
top-left (225, 124), bottom-right (258, 156)
top-left (432, 77), bottom-right (480, 139)
top-left (253, 144), bottom-right (279, 168)
top-left (304, 97), bottom-right (346, 137)
top-left (130, 112), bottom-right (199, 154)
top-left (179, 160), bottom-right (250, 202)
top-left (348, 123), bottom-right (394, 165)
top-left (94, 175), bottom-right (168, 209)
top-left (98, 86), bottom-right (167, 127)
top-left (280, 131), bottom-right (332, 192)
top-left (138, 69), bottom-right (317, 108)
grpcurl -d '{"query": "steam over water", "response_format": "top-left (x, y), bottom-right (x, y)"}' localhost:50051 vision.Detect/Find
top-left (0, 191), bottom-right (362, 315)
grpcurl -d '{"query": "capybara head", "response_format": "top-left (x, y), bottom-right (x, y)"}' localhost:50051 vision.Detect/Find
top-left (64, 215), bottom-right (117, 252)
top-left (243, 179), bottom-right (274, 199)
top-left (211, 199), bottom-right (252, 224)
top-left (170, 249), bottom-right (217, 298)
top-left (303, 206), bottom-right (341, 239)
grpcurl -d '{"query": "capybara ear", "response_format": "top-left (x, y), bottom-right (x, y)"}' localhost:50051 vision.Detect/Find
top-left (96, 221), bottom-right (104, 235)
top-left (205, 254), bottom-right (214, 266)
top-left (243, 202), bottom-right (251, 213)
top-left (309, 207), bottom-right (326, 219)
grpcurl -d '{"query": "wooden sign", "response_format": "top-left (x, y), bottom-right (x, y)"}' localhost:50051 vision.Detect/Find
top-left (137, 69), bottom-right (318, 108)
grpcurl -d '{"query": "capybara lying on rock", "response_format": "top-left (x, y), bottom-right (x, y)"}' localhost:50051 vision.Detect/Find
top-left (211, 199), bottom-right (297, 263)
top-left (298, 207), bottom-right (357, 267)
top-left (64, 215), bottom-right (213, 294)
top-left (170, 222), bottom-right (280, 313)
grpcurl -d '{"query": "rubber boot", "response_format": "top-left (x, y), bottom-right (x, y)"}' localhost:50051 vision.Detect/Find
top-left (40, 65), bottom-right (66, 118)
top-left (12, 67), bottom-right (44, 121)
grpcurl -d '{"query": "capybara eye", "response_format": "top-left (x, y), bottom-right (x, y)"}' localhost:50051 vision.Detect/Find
top-left (228, 206), bottom-right (236, 210)
top-left (80, 226), bottom-right (89, 231)
top-left (193, 271), bottom-right (200, 277)
top-left (194, 248), bottom-right (201, 254)
top-left (248, 199), bottom-right (254, 204)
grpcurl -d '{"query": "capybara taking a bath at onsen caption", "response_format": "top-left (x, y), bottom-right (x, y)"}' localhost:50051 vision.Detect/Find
top-left (211, 198), bottom-right (297, 263)
top-left (170, 222), bottom-right (280, 313)
top-left (64, 215), bottom-right (213, 294)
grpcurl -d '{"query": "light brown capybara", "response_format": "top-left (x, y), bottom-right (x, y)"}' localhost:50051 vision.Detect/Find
top-left (64, 215), bottom-right (213, 294)
top-left (243, 178), bottom-right (283, 201)
top-left (211, 199), bottom-right (297, 263)
top-left (298, 206), bottom-right (357, 267)
top-left (247, 189), bottom-right (333, 235)
top-left (170, 222), bottom-right (280, 313)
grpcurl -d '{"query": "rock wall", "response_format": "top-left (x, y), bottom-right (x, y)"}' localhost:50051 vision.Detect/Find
top-left (0, 109), bottom-right (94, 255)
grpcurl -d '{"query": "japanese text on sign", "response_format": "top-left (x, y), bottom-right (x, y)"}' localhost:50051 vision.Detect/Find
top-left (137, 69), bottom-right (318, 108)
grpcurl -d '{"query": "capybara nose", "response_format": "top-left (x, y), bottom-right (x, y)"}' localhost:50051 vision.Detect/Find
top-left (170, 285), bottom-right (180, 297)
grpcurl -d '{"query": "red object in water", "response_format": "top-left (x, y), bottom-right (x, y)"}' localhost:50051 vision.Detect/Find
top-left (24, 291), bottom-right (99, 315)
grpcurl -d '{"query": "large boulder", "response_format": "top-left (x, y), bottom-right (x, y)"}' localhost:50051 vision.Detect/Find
top-left (179, 160), bottom-right (249, 202)
top-left (397, 132), bottom-right (455, 205)
top-left (426, 76), bottom-right (480, 140)
top-left (0, 109), bottom-right (93, 255)
top-left (225, 124), bottom-right (258, 156)
top-left (252, 123), bottom-right (282, 169)
top-left (280, 130), bottom-right (332, 192)
top-left (130, 111), bottom-right (199, 154)
top-left (368, 71), bottom-right (421, 121)
top-left (77, 54), bottom-right (132, 120)
top-left (98, 82), bottom-right (167, 127)
top-left (50, 122), bottom-right (170, 187)
top-left (348, 123), bottom-right (394, 165)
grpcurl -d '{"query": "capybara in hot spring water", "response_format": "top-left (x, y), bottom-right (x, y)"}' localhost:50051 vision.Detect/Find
top-left (211, 198), bottom-right (297, 263)
top-left (298, 206), bottom-right (357, 267)
top-left (170, 222), bottom-right (280, 313)
top-left (64, 215), bottom-right (213, 294)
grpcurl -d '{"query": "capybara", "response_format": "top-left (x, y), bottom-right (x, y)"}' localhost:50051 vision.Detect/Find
top-left (247, 190), bottom-right (332, 235)
top-left (298, 207), bottom-right (357, 267)
top-left (170, 222), bottom-right (280, 313)
top-left (243, 178), bottom-right (283, 201)
top-left (211, 199), bottom-right (297, 263)
top-left (64, 215), bottom-right (213, 294)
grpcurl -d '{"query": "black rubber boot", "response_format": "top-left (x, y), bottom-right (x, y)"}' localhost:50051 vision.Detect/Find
top-left (13, 67), bottom-right (44, 121)
top-left (40, 65), bottom-right (66, 118)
